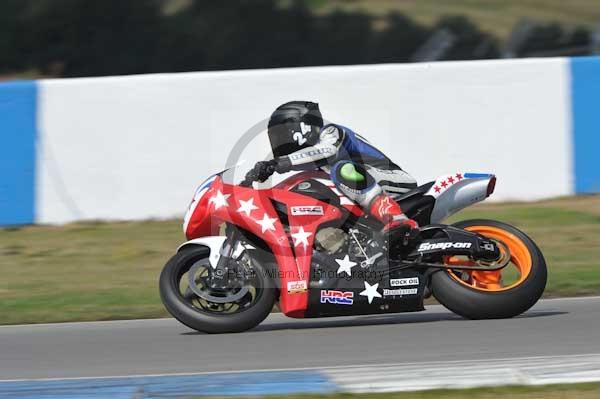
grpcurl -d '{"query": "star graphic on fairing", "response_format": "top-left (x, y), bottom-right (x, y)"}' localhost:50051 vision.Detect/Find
top-left (208, 190), bottom-right (230, 209)
top-left (359, 281), bottom-right (382, 304)
top-left (237, 198), bottom-right (259, 216)
top-left (255, 213), bottom-right (277, 233)
top-left (291, 226), bottom-right (312, 249)
top-left (335, 255), bottom-right (357, 275)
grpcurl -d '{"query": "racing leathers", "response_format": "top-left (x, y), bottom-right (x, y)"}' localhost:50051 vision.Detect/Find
top-left (273, 123), bottom-right (419, 230)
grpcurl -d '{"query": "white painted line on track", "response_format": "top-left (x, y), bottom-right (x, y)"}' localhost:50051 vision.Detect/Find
top-left (541, 295), bottom-right (600, 301)
top-left (2, 353), bottom-right (600, 384)
top-left (323, 353), bottom-right (600, 392)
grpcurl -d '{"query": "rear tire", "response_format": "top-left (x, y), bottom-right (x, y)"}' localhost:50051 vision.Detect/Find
top-left (159, 246), bottom-right (277, 333)
top-left (431, 219), bottom-right (547, 319)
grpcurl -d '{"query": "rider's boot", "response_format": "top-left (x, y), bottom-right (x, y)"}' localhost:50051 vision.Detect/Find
top-left (369, 194), bottom-right (420, 257)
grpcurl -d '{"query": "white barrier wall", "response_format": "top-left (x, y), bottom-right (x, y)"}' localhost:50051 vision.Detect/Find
top-left (37, 58), bottom-right (572, 224)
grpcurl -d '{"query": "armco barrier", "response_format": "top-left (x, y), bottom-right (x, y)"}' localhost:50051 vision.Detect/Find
top-left (1, 56), bottom-right (599, 226)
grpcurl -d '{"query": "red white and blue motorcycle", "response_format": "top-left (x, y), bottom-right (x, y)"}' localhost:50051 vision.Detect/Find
top-left (159, 165), bottom-right (547, 333)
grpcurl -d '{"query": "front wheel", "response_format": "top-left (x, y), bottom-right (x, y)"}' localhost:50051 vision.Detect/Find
top-left (159, 246), bottom-right (277, 333)
top-left (431, 219), bottom-right (547, 319)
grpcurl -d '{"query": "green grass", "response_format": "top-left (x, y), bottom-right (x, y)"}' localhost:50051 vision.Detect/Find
top-left (0, 220), bottom-right (181, 324)
top-left (310, 0), bottom-right (600, 40)
top-left (171, 0), bottom-right (600, 40)
top-left (201, 382), bottom-right (600, 399)
top-left (1, 196), bottom-right (599, 325)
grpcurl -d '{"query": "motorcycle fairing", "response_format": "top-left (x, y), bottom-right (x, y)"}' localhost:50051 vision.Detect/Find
top-left (304, 251), bottom-right (426, 317)
top-left (426, 172), bottom-right (496, 223)
top-left (275, 170), bottom-right (364, 217)
top-left (185, 176), bottom-right (343, 317)
top-left (394, 172), bottom-right (496, 225)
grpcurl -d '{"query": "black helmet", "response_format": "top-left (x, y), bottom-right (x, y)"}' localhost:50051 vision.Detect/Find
top-left (268, 101), bottom-right (323, 157)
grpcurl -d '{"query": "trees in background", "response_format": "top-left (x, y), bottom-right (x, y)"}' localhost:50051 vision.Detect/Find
top-left (0, 0), bottom-right (590, 78)
top-left (0, 0), bottom-right (32, 73)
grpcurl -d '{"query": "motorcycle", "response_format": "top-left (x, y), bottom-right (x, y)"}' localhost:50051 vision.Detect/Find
top-left (159, 164), bottom-right (547, 333)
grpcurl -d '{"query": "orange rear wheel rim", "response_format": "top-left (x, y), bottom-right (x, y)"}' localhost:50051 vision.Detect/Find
top-left (446, 226), bottom-right (532, 292)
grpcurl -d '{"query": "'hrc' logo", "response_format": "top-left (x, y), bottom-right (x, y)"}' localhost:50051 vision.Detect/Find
top-left (320, 290), bottom-right (354, 305)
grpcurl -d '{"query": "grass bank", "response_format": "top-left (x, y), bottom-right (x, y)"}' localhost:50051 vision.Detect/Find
top-left (310, 0), bottom-right (600, 40)
top-left (1, 196), bottom-right (599, 325)
top-left (202, 382), bottom-right (600, 399)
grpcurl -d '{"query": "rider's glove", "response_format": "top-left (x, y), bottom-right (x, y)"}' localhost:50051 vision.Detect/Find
top-left (245, 158), bottom-right (291, 185)
top-left (274, 156), bottom-right (292, 174)
top-left (252, 159), bottom-right (278, 182)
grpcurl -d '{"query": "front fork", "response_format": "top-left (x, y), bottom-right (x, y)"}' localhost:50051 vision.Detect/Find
top-left (210, 225), bottom-right (241, 289)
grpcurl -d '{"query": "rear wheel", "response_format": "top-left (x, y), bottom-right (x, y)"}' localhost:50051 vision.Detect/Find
top-left (159, 246), bottom-right (276, 333)
top-left (431, 219), bottom-right (547, 319)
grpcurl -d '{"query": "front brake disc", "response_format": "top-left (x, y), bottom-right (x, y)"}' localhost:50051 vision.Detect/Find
top-left (187, 260), bottom-right (249, 304)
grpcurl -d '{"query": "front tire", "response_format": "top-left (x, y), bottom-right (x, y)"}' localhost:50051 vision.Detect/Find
top-left (431, 219), bottom-right (547, 319)
top-left (159, 246), bottom-right (277, 333)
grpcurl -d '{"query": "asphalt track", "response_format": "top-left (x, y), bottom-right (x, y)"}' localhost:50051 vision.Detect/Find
top-left (1, 296), bottom-right (600, 382)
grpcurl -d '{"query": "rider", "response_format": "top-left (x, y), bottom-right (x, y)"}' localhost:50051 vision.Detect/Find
top-left (246, 101), bottom-right (420, 239)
